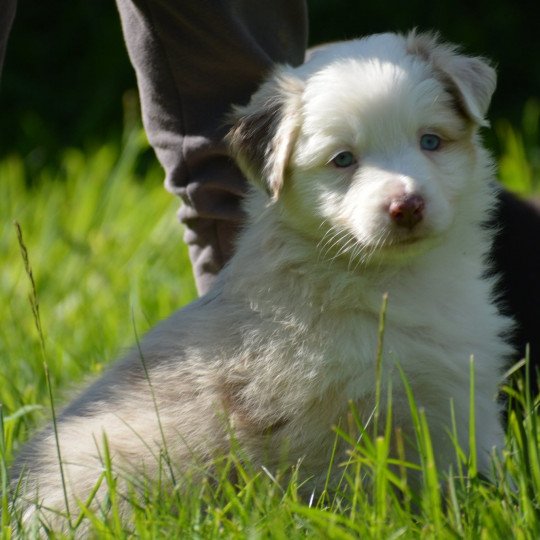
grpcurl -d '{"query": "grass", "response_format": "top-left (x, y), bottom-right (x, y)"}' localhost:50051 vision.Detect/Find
top-left (497, 100), bottom-right (540, 196)
top-left (1, 111), bottom-right (540, 537)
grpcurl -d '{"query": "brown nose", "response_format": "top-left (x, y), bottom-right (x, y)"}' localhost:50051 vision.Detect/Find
top-left (388, 194), bottom-right (425, 230)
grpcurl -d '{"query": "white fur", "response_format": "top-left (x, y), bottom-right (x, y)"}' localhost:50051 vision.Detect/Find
top-left (11, 32), bottom-right (513, 532)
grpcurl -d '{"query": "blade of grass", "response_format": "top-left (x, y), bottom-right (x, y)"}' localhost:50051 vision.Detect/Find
top-left (131, 308), bottom-right (177, 488)
top-left (14, 221), bottom-right (73, 531)
top-left (0, 405), bottom-right (10, 530)
top-left (374, 292), bottom-right (389, 437)
top-left (468, 356), bottom-right (477, 480)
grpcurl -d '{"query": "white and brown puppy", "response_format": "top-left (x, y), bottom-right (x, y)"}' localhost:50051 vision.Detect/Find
top-left (12, 31), bottom-right (512, 529)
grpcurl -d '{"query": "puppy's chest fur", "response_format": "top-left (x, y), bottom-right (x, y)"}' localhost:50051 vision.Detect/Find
top-left (219, 249), bottom-right (507, 441)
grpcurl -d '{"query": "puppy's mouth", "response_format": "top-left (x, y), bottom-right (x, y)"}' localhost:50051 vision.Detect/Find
top-left (378, 229), bottom-right (440, 254)
top-left (386, 233), bottom-right (427, 247)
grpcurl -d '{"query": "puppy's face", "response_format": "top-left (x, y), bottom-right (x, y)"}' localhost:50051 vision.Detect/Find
top-left (228, 32), bottom-right (496, 267)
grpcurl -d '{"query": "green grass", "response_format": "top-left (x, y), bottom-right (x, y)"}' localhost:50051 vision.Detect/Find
top-left (1, 115), bottom-right (540, 537)
top-left (497, 100), bottom-right (540, 196)
top-left (0, 130), bottom-right (196, 462)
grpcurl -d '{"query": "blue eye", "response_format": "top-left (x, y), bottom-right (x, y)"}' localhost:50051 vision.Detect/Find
top-left (331, 151), bottom-right (356, 168)
top-left (420, 134), bottom-right (442, 151)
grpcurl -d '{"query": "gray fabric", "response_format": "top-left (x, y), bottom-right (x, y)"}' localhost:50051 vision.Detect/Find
top-left (115, 0), bottom-right (308, 293)
top-left (0, 0), bottom-right (17, 80)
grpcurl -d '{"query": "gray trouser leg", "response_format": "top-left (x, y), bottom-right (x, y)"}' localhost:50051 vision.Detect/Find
top-left (115, 0), bottom-right (308, 294)
top-left (0, 0), bottom-right (17, 80)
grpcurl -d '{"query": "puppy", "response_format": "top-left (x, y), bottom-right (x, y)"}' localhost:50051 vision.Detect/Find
top-left (11, 31), bottom-right (513, 531)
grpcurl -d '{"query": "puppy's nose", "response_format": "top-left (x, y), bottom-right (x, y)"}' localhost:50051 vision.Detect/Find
top-left (388, 194), bottom-right (425, 230)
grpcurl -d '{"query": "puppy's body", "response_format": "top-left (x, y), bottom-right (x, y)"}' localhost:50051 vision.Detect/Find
top-left (12, 32), bottom-right (512, 529)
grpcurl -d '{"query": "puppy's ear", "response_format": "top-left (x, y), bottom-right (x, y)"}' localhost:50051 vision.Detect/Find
top-left (227, 70), bottom-right (303, 200)
top-left (407, 31), bottom-right (497, 126)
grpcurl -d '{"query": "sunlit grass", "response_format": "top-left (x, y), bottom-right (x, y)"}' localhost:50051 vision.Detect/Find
top-left (496, 99), bottom-right (540, 195)
top-left (0, 129), bottom-right (196, 461)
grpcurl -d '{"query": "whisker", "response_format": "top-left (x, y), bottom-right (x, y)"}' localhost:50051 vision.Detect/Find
top-left (316, 227), bottom-right (338, 252)
top-left (330, 235), bottom-right (357, 262)
top-left (319, 228), bottom-right (348, 261)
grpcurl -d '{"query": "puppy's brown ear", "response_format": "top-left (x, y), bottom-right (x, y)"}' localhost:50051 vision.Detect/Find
top-left (407, 31), bottom-right (497, 126)
top-left (227, 70), bottom-right (303, 200)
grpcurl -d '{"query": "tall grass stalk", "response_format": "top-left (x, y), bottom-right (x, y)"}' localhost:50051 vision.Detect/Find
top-left (374, 292), bottom-right (389, 438)
top-left (0, 406), bottom-right (9, 531)
top-left (14, 222), bottom-right (73, 530)
top-left (132, 310), bottom-right (177, 488)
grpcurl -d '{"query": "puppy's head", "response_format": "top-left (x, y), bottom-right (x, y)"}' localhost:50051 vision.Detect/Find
top-left (227, 31), bottom-right (496, 266)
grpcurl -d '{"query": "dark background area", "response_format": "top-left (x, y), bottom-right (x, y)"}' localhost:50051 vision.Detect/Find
top-left (0, 0), bottom-right (538, 177)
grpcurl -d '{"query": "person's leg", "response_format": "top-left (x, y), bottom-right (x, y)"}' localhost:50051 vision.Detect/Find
top-left (0, 0), bottom-right (17, 80)
top-left (115, 0), bottom-right (308, 294)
